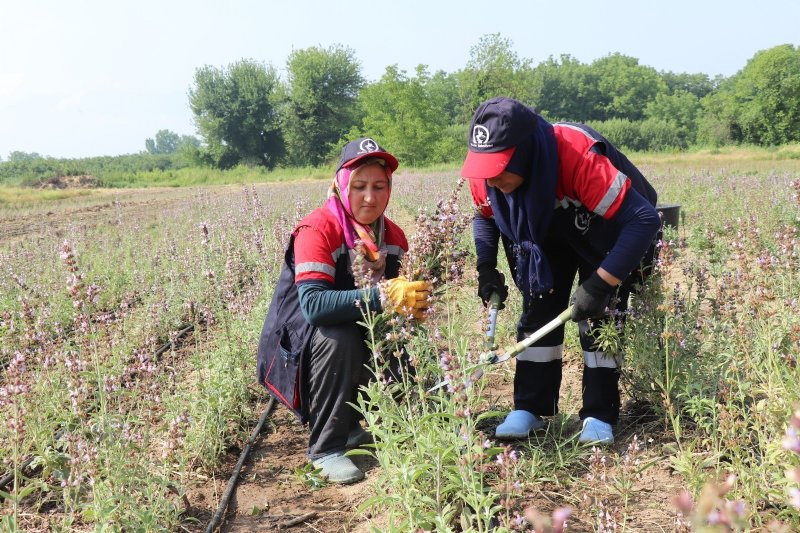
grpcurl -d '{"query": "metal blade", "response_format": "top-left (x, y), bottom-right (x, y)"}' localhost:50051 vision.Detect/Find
top-left (426, 293), bottom-right (501, 394)
top-left (426, 304), bottom-right (573, 394)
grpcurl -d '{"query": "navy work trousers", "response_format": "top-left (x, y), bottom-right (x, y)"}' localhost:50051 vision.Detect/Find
top-left (305, 323), bottom-right (371, 459)
top-left (512, 209), bottom-right (654, 425)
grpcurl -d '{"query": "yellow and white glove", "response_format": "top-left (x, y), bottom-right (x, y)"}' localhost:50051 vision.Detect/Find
top-left (382, 276), bottom-right (432, 320)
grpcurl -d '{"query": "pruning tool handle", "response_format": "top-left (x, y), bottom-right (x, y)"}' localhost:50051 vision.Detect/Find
top-left (469, 292), bottom-right (502, 384)
top-left (428, 306), bottom-right (573, 394)
top-left (481, 305), bottom-right (573, 365)
top-left (485, 292), bottom-right (501, 350)
top-left (507, 306), bottom-right (572, 357)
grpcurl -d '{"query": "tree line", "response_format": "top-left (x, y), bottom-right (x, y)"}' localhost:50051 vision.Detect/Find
top-left (2, 35), bottom-right (798, 182)
top-left (186, 35), bottom-right (800, 169)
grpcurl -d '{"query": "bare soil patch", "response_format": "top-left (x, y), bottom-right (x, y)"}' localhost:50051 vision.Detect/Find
top-left (178, 353), bottom-right (679, 532)
top-left (36, 175), bottom-right (100, 189)
top-left (0, 187), bottom-right (197, 245)
top-left (182, 404), bottom-right (377, 533)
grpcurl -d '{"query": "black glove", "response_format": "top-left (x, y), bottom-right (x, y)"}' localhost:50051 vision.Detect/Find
top-left (570, 271), bottom-right (615, 322)
top-left (477, 265), bottom-right (509, 309)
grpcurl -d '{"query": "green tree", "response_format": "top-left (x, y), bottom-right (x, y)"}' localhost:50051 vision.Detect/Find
top-left (172, 135), bottom-right (202, 166)
top-left (730, 44), bottom-right (800, 145)
top-left (525, 54), bottom-right (600, 121)
top-left (660, 71), bottom-right (717, 99)
top-left (8, 151), bottom-right (43, 162)
top-left (178, 134), bottom-right (201, 150)
top-left (457, 33), bottom-right (530, 120)
top-left (281, 44), bottom-right (364, 166)
top-left (696, 88), bottom-right (737, 147)
top-left (590, 118), bottom-right (684, 152)
top-left (189, 59), bottom-right (283, 169)
top-left (425, 70), bottom-right (465, 162)
top-left (590, 53), bottom-right (667, 121)
top-left (696, 45), bottom-right (800, 146)
top-left (355, 65), bottom-right (456, 166)
top-left (426, 70), bottom-right (462, 129)
top-left (645, 90), bottom-right (702, 144)
top-left (145, 129), bottom-right (181, 154)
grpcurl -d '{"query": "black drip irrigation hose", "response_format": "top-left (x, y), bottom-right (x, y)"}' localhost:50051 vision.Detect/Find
top-left (155, 324), bottom-right (194, 358)
top-left (0, 456), bottom-right (34, 494)
top-left (0, 428), bottom-right (67, 496)
top-left (204, 397), bottom-right (276, 533)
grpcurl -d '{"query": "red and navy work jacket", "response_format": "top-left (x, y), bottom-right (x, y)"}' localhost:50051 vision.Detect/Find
top-left (470, 122), bottom-right (658, 281)
top-left (256, 208), bottom-right (407, 421)
top-left (293, 208), bottom-right (407, 286)
top-left (471, 122), bottom-right (656, 220)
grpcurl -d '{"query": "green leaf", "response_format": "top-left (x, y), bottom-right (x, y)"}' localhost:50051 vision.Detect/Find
top-left (13, 484), bottom-right (39, 500)
top-left (344, 448), bottom-right (373, 457)
top-left (475, 410), bottom-right (506, 423)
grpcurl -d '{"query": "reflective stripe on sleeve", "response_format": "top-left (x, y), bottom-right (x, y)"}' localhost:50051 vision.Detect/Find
top-left (387, 244), bottom-right (404, 258)
top-left (295, 261), bottom-right (336, 277)
top-left (583, 351), bottom-right (622, 369)
top-left (594, 171), bottom-right (627, 216)
top-left (517, 345), bottom-right (563, 363)
top-left (558, 122), bottom-right (600, 142)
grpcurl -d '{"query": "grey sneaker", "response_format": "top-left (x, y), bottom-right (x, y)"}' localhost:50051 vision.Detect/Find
top-left (311, 452), bottom-right (364, 484)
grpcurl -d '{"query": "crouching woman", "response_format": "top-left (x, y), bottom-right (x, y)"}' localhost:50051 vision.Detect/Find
top-left (257, 138), bottom-right (431, 484)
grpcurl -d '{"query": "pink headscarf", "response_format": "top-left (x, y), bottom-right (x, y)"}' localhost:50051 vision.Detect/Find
top-left (325, 161), bottom-right (392, 263)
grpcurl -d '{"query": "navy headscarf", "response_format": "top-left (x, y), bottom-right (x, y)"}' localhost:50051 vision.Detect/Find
top-left (485, 105), bottom-right (559, 295)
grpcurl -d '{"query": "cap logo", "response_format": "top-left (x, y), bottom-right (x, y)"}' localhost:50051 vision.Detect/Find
top-left (472, 125), bottom-right (491, 148)
top-left (359, 138), bottom-right (379, 153)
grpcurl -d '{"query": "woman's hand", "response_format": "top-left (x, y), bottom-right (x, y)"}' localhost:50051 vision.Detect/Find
top-left (382, 276), bottom-right (432, 320)
top-left (570, 271), bottom-right (616, 322)
top-left (477, 265), bottom-right (509, 309)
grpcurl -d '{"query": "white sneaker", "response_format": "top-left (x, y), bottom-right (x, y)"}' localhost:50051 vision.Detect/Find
top-left (579, 417), bottom-right (614, 445)
top-left (495, 410), bottom-right (544, 439)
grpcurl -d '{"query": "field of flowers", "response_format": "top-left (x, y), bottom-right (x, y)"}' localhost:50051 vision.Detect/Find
top-left (0, 155), bottom-right (799, 532)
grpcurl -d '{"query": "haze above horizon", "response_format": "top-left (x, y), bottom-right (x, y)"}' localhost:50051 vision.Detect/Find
top-left (1, 0), bottom-right (797, 159)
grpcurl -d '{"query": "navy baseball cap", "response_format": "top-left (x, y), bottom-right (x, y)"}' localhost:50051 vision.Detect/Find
top-left (461, 97), bottom-right (537, 179)
top-left (336, 137), bottom-right (399, 173)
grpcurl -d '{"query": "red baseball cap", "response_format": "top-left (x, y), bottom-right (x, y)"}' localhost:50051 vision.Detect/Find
top-left (461, 146), bottom-right (516, 179)
top-left (460, 97), bottom-right (537, 179)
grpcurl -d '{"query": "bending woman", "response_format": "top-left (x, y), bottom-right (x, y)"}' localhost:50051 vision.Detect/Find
top-left (462, 98), bottom-right (661, 445)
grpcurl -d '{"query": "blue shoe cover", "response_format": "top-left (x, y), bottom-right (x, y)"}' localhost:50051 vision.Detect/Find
top-left (495, 410), bottom-right (544, 439)
top-left (311, 452), bottom-right (364, 484)
top-left (579, 417), bottom-right (614, 445)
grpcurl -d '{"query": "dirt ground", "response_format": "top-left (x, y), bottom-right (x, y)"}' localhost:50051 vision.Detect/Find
top-left (176, 355), bottom-right (682, 533)
top-left (182, 403), bottom-right (379, 533)
top-left (36, 175), bottom-right (100, 189)
top-left (0, 187), bottom-right (190, 245)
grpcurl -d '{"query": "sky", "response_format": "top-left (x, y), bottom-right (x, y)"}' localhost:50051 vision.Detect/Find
top-left (1, 0), bottom-right (798, 159)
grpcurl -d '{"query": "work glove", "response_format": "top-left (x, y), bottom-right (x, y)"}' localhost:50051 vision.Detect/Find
top-left (382, 276), bottom-right (432, 320)
top-left (570, 271), bottom-right (615, 322)
top-left (477, 264), bottom-right (509, 309)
